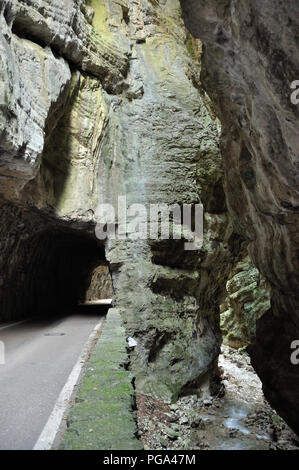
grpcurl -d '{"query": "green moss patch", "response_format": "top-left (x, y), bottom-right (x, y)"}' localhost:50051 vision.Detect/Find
top-left (60, 309), bottom-right (143, 450)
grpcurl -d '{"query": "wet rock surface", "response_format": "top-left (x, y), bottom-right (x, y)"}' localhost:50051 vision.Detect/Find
top-left (137, 346), bottom-right (299, 450)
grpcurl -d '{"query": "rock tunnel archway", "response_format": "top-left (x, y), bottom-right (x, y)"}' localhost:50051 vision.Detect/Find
top-left (0, 203), bottom-right (113, 322)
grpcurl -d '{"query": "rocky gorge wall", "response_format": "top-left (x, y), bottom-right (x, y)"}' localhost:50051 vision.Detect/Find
top-left (1, 0), bottom-right (295, 436)
top-left (220, 255), bottom-right (271, 349)
top-left (181, 0), bottom-right (299, 434)
top-left (96, 0), bottom-right (240, 401)
top-left (0, 0), bottom-right (245, 404)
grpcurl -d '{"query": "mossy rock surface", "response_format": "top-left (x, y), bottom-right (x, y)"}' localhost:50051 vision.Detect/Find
top-left (60, 309), bottom-right (143, 450)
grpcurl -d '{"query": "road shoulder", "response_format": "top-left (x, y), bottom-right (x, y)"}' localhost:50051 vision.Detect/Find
top-left (59, 309), bottom-right (143, 450)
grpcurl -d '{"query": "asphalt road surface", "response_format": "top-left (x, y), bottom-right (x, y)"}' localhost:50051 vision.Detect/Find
top-left (0, 312), bottom-right (105, 450)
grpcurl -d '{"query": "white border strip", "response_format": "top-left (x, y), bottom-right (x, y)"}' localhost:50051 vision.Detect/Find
top-left (33, 318), bottom-right (105, 450)
top-left (0, 319), bottom-right (31, 332)
top-left (78, 299), bottom-right (112, 306)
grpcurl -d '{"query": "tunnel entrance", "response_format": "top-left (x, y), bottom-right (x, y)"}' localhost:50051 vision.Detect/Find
top-left (0, 204), bottom-right (113, 449)
top-left (0, 213), bottom-right (113, 323)
top-left (28, 229), bottom-right (113, 318)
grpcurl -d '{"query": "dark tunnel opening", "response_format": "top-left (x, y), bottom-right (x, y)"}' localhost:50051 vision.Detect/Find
top-left (0, 222), bottom-right (113, 323)
top-left (29, 230), bottom-right (110, 316)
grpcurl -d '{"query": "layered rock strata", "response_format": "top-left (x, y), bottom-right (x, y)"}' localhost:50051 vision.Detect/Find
top-left (181, 0), bottom-right (299, 433)
top-left (0, 0), bottom-right (239, 403)
top-left (220, 255), bottom-right (271, 348)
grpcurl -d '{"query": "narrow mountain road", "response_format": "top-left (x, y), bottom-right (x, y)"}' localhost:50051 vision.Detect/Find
top-left (0, 312), bottom-right (105, 450)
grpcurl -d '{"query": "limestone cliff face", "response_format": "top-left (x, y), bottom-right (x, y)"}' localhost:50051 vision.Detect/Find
top-left (181, 0), bottom-right (299, 433)
top-left (221, 255), bottom-right (271, 348)
top-left (1, 0), bottom-right (287, 421)
top-left (90, 0), bottom-right (236, 401)
top-left (0, 0), bottom-right (129, 199)
top-left (0, 0), bottom-right (236, 402)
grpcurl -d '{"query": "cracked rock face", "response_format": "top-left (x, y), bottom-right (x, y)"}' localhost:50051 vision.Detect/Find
top-left (181, 0), bottom-right (299, 433)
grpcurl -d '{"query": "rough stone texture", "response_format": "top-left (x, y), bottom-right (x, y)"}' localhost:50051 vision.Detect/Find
top-left (0, 0), bottom-right (239, 404)
top-left (60, 309), bottom-right (143, 450)
top-left (0, 0), bottom-right (130, 198)
top-left (1, 0), bottom-right (130, 86)
top-left (220, 255), bottom-right (271, 348)
top-left (22, 72), bottom-right (109, 220)
top-left (96, 0), bottom-right (240, 401)
top-left (85, 265), bottom-right (113, 301)
top-left (181, 0), bottom-right (299, 433)
top-left (2, 0), bottom-right (297, 440)
top-left (0, 12), bottom-right (71, 198)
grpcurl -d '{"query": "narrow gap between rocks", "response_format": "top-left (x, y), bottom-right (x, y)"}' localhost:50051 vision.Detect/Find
top-left (137, 343), bottom-right (299, 450)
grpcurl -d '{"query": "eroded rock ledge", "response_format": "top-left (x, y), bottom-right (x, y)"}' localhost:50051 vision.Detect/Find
top-left (0, 0), bottom-right (130, 198)
top-left (181, 0), bottom-right (299, 434)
